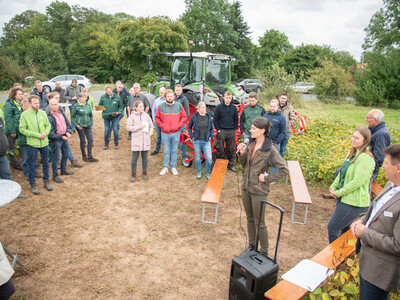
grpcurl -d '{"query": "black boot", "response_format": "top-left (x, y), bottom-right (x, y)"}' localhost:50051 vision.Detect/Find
top-left (245, 244), bottom-right (255, 252)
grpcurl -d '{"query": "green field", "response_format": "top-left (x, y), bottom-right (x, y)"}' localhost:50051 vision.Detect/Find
top-left (297, 102), bottom-right (400, 130)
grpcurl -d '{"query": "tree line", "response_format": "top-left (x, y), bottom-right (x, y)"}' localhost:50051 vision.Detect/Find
top-left (0, 0), bottom-right (398, 108)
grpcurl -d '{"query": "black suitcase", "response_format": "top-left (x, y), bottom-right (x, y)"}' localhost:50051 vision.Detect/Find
top-left (229, 200), bottom-right (284, 300)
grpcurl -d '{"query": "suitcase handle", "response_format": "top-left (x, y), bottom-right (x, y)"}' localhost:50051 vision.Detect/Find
top-left (255, 200), bottom-right (284, 264)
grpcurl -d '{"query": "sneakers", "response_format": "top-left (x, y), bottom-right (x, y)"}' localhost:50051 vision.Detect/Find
top-left (71, 159), bottom-right (83, 168)
top-left (31, 186), bottom-right (40, 195)
top-left (127, 136), bottom-right (131, 140)
top-left (142, 171), bottom-right (148, 181)
top-left (196, 171), bottom-right (202, 179)
top-left (171, 168), bottom-right (178, 176)
top-left (61, 170), bottom-right (74, 175)
top-left (130, 172), bottom-right (136, 183)
top-left (53, 175), bottom-right (64, 183)
top-left (103, 143), bottom-right (109, 150)
top-left (83, 156), bottom-right (90, 162)
top-left (205, 173), bottom-right (211, 180)
top-left (43, 182), bottom-right (53, 191)
top-left (87, 156), bottom-right (99, 162)
top-left (150, 151), bottom-right (159, 156)
top-left (159, 168), bottom-right (168, 176)
top-left (115, 144), bottom-right (119, 149)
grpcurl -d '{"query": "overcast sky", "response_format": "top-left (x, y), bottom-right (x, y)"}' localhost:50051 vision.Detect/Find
top-left (0, 0), bottom-right (383, 61)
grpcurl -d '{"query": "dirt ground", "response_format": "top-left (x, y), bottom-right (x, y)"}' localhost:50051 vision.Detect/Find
top-left (0, 112), bottom-right (336, 299)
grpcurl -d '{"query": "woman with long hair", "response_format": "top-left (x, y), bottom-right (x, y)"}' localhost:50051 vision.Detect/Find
top-left (237, 117), bottom-right (288, 255)
top-left (327, 127), bottom-right (375, 243)
top-left (187, 102), bottom-right (214, 179)
top-left (126, 101), bottom-right (153, 182)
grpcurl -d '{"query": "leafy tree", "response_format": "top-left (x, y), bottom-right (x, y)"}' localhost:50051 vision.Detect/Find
top-left (67, 23), bottom-right (120, 83)
top-left (180, 0), bottom-right (238, 55)
top-left (228, 1), bottom-right (254, 77)
top-left (24, 37), bottom-right (68, 78)
top-left (331, 51), bottom-right (357, 73)
top-left (46, 1), bottom-right (74, 53)
top-left (0, 10), bottom-right (43, 47)
top-left (281, 44), bottom-right (335, 78)
top-left (363, 0), bottom-right (400, 52)
top-left (354, 49), bottom-right (400, 108)
top-left (117, 16), bottom-right (188, 81)
top-left (255, 29), bottom-right (292, 70)
top-left (309, 60), bottom-right (355, 100)
top-left (0, 55), bottom-right (26, 89)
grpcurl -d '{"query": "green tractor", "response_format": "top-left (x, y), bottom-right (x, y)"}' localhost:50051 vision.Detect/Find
top-left (146, 46), bottom-right (249, 114)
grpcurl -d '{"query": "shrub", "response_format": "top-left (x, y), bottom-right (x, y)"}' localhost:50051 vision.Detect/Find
top-left (308, 255), bottom-right (400, 300)
top-left (0, 55), bottom-right (26, 90)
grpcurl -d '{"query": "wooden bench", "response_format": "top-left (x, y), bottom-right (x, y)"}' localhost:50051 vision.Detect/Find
top-left (371, 180), bottom-right (383, 196)
top-left (286, 161), bottom-right (312, 224)
top-left (201, 159), bottom-right (228, 224)
top-left (264, 229), bottom-right (356, 300)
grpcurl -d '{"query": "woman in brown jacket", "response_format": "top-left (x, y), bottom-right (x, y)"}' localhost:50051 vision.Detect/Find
top-left (237, 117), bottom-right (289, 255)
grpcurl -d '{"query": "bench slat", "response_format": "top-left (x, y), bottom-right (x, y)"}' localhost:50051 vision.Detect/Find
top-left (287, 161), bottom-right (312, 204)
top-left (265, 229), bottom-right (356, 300)
top-left (371, 180), bottom-right (383, 197)
top-left (201, 159), bottom-right (228, 204)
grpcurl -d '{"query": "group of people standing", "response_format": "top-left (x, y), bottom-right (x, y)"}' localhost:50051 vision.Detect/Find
top-left (1, 80), bottom-right (98, 196)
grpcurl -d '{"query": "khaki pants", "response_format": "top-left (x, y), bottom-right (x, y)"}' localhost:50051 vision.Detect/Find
top-left (242, 190), bottom-right (269, 253)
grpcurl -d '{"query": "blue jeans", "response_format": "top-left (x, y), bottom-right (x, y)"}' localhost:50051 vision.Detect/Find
top-left (193, 139), bottom-right (212, 174)
top-left (28, 145), bottom-right (50, 187)
top-left (161, 131), bottom-right (180, 168)
top-left (118, 109), bottom-right (124, 130)
top-left (0, 155), bottom-right (12, 180)
top-left (103, 117), bottom-right (119, 145)
top-left (67, 142), bottom-right (74, 162)
top-left (50, 139), bottom-right (69, 177)
top-left (359, 274), bottom-right (389, 300)
top-left (271, 143), bottom-right (281, 174)
top-left (155, 124), bottom-right (162, 153)
top-left (179, 124), bottom-right (187, 157)
top-left (278, 132), bottom-right (290, 158)
top-left (19, 145), bottom-right (29, 176)
top-left (327, 200), bottom-right (368, 243)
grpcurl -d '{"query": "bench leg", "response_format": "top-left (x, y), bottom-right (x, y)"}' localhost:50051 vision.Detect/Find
top-left (3, 245), bottom-right (25, 268)
top-left (291, 202), bottom-right (309, 225)
top-left (201, 203), bottom-right (218, 224)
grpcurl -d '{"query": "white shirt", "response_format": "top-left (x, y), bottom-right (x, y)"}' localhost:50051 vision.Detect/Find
top-left (365, 182), bottom-right (400, 227)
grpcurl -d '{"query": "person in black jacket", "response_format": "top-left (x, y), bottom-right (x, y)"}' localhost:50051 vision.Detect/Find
top-left (213, 91), bottom-right (238, 172)
top-left (0, 117), bottom-right (12, 180)
top-left (188, 102), bottom-right (214, 179)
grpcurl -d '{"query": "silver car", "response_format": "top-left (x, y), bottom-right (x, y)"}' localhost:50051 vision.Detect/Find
top-left (290, 82), bottom-right (315, 93)
top-left (41, 74), bottom-right (92, 92)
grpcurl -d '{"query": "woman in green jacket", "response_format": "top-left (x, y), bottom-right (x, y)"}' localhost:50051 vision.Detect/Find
top-left (327, 127), bottom-right (375, 243)
top-left (72, 93), bottom-right (98, 163)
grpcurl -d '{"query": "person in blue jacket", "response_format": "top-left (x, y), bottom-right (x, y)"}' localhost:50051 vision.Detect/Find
top-left (188, 102), bottom-right (214, 179)
top-left (264, 99), bottom-right (286, 149)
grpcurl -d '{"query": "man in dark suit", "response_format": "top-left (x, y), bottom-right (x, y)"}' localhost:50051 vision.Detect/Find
top-left (351, 144), bottom-right (400, 300)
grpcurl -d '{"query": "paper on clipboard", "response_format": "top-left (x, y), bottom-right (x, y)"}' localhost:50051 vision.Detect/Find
top-left (281, 259), bottom-right (334, 291)
top-left (142, 121), bottom-right (149, 132)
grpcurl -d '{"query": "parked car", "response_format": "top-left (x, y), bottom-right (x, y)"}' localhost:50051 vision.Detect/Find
top-left (40, 74), bottom-right (92, 92)
top-left (290, 82), bottom-right (315, 93)
top-left (234, 78), bottom-right (266, 93)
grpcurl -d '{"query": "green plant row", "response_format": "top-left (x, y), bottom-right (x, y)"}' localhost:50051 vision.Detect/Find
top-left (285, 116), bottom-right (400, 186)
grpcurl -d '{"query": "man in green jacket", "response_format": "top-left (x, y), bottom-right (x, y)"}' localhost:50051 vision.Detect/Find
top-left (19, 95), bottom-right (53, 195)
top-left (98, 85), bottom-right (123, 150)
top-left (4, 87), bottom-right (23, 170)
top-left (240, 92), bottom-right (266, 142)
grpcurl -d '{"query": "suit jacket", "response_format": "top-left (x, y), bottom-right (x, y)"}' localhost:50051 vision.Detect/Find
top-left (359, 181), bottom-right (400, 292)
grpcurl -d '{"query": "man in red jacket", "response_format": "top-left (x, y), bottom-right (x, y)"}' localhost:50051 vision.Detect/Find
top-left (155, 89), bottom-right (186, 176)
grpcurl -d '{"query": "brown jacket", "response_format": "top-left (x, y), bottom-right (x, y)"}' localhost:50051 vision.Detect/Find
top-left (279, 102), bottom-right (295, 132)
top-left (239, 137), bottom-right (288, 196)
top-left (360, 182), bottom-right (400, 293)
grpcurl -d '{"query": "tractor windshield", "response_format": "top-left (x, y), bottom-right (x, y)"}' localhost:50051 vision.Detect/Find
top-left (171, 57), bottom-right (202, 85)
top-left (205, 59), bottom-right (229, 87)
